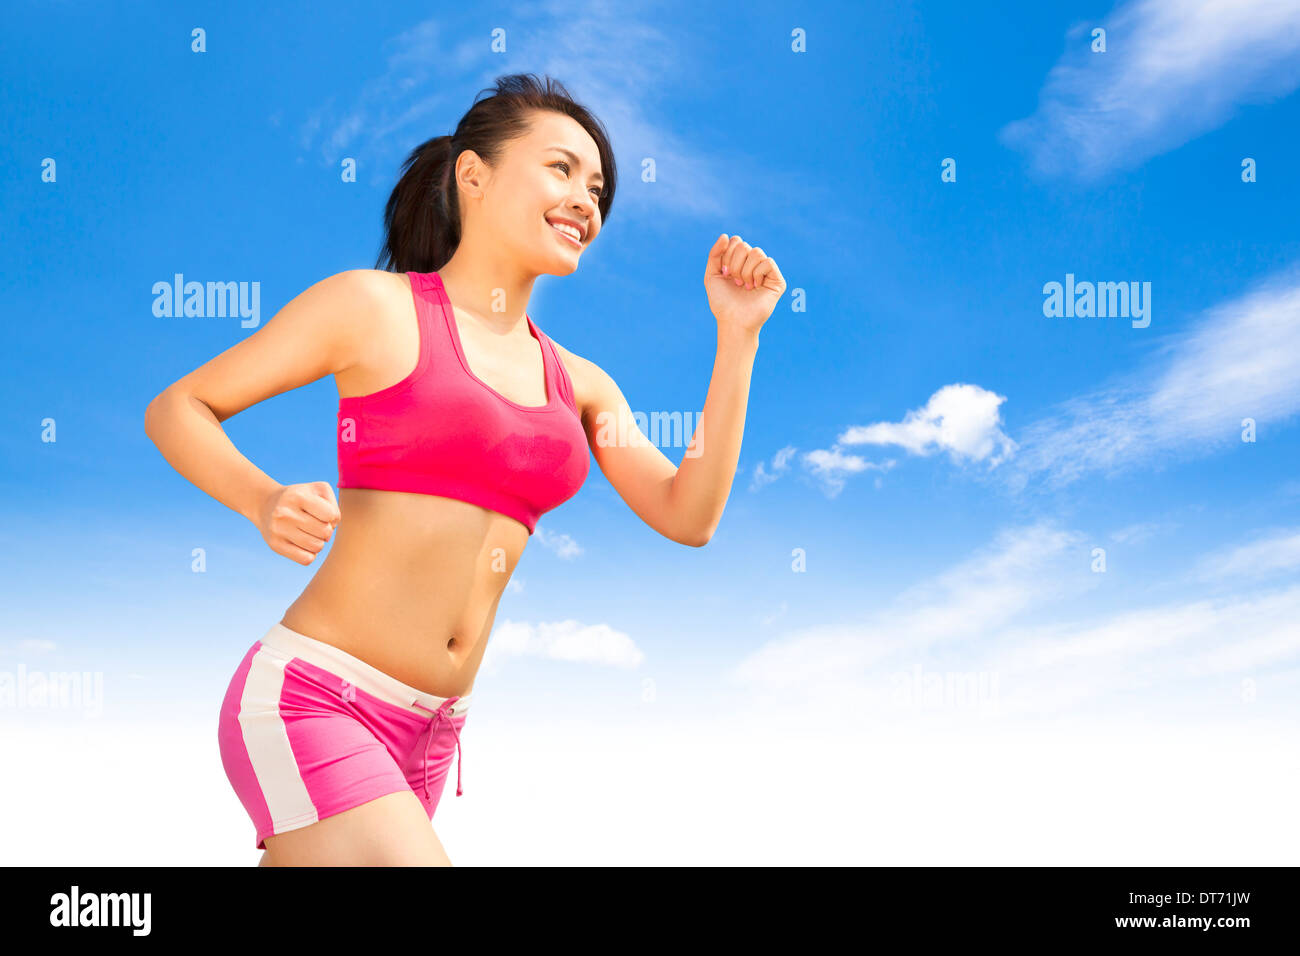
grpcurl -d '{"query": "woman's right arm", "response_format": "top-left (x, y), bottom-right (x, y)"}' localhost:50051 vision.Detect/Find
top-left (143, 269), bottom-right (385, 564)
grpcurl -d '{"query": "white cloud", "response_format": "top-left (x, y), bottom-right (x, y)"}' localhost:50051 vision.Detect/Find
top-left (728, 519), bottom-right (1300, 721)
top-left (1008, 266), bottom-right (1300, 490)
top-left (1000, 0), bottom-right (1300, 179)
top-left (13, 639), bottom-right (57, 654)
top-left (1194, 527), bottom-right (1300, 580)
top-left (800, 268), bottom-right (1300, 498)
top-left (1108, 520), bottom-right (1174, 544)
top-left (729, 521), bottom-right (1090, 693)
top-left (799, 383), bottom-right (1013, 496)
top-left (534, 527), bottom-right (582, 559)
top-left (480, 618), bottom-right (644, 674)
top-left (987, 583), bottom-right (1300, 716)
top-left (749, 444), bottom-right (798, 491)
top-left (801, 448), bottom-right (895, 498)
top-left (837, 383), bottom-right (1017, 465)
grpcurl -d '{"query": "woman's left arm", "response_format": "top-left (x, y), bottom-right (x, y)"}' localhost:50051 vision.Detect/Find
top-left (569, 234), bottom-right (784, 547)
top-left (668, 233), bottom-right (786, 543)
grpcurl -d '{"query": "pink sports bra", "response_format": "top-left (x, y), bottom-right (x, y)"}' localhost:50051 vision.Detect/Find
top-left (337, 270), bottom-right (590, 534)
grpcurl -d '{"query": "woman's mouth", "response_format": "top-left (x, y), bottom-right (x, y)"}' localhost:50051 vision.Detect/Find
top-left (546, 218), bottom-right (583, 248)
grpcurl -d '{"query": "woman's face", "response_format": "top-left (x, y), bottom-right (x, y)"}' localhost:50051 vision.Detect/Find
top-left (458, 110), bottom-right (604, 277)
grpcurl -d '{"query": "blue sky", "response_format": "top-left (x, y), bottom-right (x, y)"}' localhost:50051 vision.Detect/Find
top-left (3, 0), bottom-right (1299, 864)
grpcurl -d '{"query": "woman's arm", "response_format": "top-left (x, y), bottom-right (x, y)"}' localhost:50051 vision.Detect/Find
top-left (143, 269), bottom-right (381, 533)
top-left (674, 234), bottom-right (784, 542)
top-left (666, 323), bottom-right (761, 544)
top-left (145, 386), bottom-right (284, 525)
top-left (573, 235), bottom-right (783, 547)
top-left (573, 326), bottom-right (759, 548)
top-left (573, 355), bottom-right (703, 547)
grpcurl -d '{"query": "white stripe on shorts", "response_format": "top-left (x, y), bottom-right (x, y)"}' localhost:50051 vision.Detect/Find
top-left (238, 647), bottom-right (319, 833)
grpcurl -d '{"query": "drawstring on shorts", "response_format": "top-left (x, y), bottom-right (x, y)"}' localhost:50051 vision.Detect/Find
top-left (410, 698), bottom-right (464, 802)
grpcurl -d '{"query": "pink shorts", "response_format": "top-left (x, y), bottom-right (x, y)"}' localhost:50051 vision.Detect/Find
top-left (217, 621), bottom-right (471, 851)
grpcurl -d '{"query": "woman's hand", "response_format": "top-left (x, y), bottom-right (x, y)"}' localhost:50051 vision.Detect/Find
top-left (704, 233), bottom-right (786, 336)
top-left (255, 481), bottom-right (341, 566)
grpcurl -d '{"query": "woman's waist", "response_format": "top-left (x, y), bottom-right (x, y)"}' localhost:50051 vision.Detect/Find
top-left (279, 591), bottom-right (491, 699)
top-left (289, 558), bottom-right (501, 645)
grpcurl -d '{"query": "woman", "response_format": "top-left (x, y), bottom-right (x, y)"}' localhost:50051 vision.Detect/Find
top-left (144, 73), bottom-right (784, 866)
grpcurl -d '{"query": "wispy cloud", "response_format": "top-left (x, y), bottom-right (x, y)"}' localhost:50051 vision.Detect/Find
top-left (989, 583), bottom-right (1300, 715)
top-left (1000, 0), bottom-right (1300, 179)
top-left (1109, 520), bottom-right (1175, 544)
top-left (802, 448), bottom-right (896, 498)
top-left (481, 618), bottom-right (644, 674)
top-left (1194, 526), bottom-right (1300, 581)
top-left (1007, 266), bottom-right (1300, 491)
top-left (534, 526), bottom-right (583, 559)
top-left (727, 519), bottom-right (1300, 720)
top-left (298, 20), bottom-right (479, 166)
top-left (10, 639), bottom-right (57, 654)
top-left (748, 248), bottom-right (1300, 506)
top-left (298, 7), bottom-right (731, 218)
top-left (728, 521), bottom-right (1090, 693)
top-left (749, 444), bottom-right (798, 491)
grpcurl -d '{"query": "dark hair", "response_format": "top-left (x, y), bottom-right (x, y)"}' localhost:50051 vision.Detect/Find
top-left (374, 73), bottom-right (617, 274)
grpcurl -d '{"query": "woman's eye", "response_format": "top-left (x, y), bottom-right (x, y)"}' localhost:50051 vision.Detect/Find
top-left (552, 161), bottom-right (602, 199)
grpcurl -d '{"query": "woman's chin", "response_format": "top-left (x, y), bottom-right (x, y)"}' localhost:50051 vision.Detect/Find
top-left (545, 255), bottom-right (581, 276)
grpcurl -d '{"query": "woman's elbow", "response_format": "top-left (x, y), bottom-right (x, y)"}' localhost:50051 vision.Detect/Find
top-left (144, 386), bottom-right (183, 439)
top-left (143, 392), bottom-right (165, 438)
top-left (677, 524), bottom-right (715, 548)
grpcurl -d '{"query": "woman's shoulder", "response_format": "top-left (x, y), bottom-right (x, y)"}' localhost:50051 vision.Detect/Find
top-left (313, 268), bottom-right (410, 308)
top-left (353, 267), bottom-right (411, 294)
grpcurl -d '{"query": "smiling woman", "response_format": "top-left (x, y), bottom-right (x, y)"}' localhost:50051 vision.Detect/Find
top-left (145, 71), bottom-right (781, 867)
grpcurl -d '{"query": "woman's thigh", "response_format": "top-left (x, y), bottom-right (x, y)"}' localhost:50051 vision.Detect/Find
top-left (262, 790), bottom-right (452, 866)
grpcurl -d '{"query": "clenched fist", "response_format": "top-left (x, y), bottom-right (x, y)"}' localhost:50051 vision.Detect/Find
top-left (255, 481), bottom-right (341, 566)
top-left (704, 233), bottom-right (786, 334)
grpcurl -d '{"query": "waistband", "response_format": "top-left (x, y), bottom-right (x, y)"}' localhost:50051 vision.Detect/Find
top-left (258, 621), bottom-right (472, 719)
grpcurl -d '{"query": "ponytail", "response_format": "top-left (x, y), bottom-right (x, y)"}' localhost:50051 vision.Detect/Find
top-left (374, 134), bottom-right (460, 275)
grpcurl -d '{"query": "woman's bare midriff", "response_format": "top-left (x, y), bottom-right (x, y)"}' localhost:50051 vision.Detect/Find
top-left (280, 487), bottom-right (529, 699)
top-left (279, 269), bottom-right (575, 701)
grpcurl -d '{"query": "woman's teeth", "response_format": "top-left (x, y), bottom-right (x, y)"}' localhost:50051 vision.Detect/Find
top-left (548, 221), bottom-right (582, 246)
